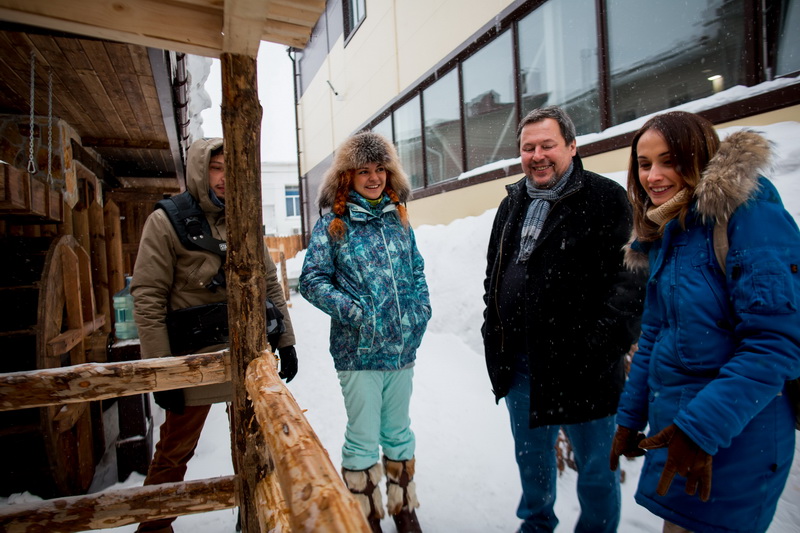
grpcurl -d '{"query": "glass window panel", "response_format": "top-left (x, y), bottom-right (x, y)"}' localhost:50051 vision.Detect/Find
top-left (462, 30), bottom-right (519, 171)
top-left (776, 0), bottom-right (800, 76)
top-left (345, 0), bottom-right (366, 37)
top-left (423, 69), bottom-right (463, 184)
top-left (394, 95), bottom-right (425, 189)
top-left (285, 185), bottom-right (300, 217)
top-left (372, 116), bottom-right (393, 142)
top-left (518, 0), bottom-right (600, 135)
top-left (607, 0), bottom-right (746, 125)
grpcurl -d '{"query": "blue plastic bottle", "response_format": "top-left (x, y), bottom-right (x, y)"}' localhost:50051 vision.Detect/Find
top-left (113, 276), bottom-right (139, 340)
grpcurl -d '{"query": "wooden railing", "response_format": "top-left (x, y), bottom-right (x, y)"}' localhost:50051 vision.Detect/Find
top-left (0, 350), bottom-right (369, 532)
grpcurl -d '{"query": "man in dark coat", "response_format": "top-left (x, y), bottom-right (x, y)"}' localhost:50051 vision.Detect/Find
top-left (482, 106), bottom-right (644, 533)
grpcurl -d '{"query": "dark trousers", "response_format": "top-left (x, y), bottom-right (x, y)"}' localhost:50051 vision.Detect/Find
top-left (136, 404), bottom-right (212, 533)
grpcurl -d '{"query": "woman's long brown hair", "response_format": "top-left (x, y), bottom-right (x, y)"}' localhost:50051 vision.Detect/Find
top-left (627, 111), bottom-right (720, 242)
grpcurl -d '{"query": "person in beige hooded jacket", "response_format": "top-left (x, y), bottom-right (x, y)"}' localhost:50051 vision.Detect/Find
top-left (131, 137), bottom-right (296, 533)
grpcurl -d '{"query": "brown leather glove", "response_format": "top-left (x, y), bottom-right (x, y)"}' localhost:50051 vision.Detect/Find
top-left (609, 425), bottom-right (646, 471)
top-left (639, 424), bottom-right (712, 502)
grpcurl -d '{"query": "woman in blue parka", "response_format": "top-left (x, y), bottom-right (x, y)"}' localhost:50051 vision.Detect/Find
top-left (300, 131), bottom-right (430, 533)
top-left (609, 111), bottom-right (800, 533)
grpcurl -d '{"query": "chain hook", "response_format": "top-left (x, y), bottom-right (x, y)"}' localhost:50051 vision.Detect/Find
top-left (27, 50), bottom-right (37, 175)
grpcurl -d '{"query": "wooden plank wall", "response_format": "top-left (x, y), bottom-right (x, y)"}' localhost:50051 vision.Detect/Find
top-left (106, 190), bottom-right (163, 275)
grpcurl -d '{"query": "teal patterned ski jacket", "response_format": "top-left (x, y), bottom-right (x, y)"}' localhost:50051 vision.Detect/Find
top-left (300, 192), bottom-right (431, 371)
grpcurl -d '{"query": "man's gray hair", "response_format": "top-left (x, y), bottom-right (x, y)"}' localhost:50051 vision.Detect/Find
top-left (516, 106), bottom-right (577, 145)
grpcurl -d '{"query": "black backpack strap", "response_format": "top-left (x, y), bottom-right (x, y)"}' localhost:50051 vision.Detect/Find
top-left (156, 192), bottom-right (227, 259)
top-left (156, 191), bottom-right (228, 291)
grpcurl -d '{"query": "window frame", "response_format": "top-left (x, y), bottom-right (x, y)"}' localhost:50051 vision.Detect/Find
top-left (349, 0), bottom-right (795, 196)
top-left (343, 0), bottom-right (366, 44)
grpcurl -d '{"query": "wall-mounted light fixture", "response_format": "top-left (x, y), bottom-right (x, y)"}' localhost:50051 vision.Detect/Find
top-left (326, 80), bottom-right (339, 96)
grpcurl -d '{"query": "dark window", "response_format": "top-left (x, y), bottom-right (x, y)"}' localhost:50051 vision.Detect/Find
top-left (607, 0), bottom-right (746, 125)
top-left (423, 69), bottom-right (463, 184)
top-left (462, 30), bottom-right (518, 171)
top-left (344, 0), bottom-right (366, 40)
top-left (518, 0), bottom-right (600, 135)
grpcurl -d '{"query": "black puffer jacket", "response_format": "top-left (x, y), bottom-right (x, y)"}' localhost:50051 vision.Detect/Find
top-left (482, 155), bottom-right (644, 428)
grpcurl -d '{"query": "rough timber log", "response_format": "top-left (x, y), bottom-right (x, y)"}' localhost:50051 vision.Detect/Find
top-left (0, 476), bottom-right (236, 532)
top-left (220, 51), bottom-right (270, 533)
top-left (0, 350), bottom-right (230, 411)
top-left (246, 351), bottom-right (371, 532)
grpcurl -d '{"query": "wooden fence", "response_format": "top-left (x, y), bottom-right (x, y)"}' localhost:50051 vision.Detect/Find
top-left (265, 235), bottom-right (303, 261)
top-left (0, 350), bottom-right (370, 532)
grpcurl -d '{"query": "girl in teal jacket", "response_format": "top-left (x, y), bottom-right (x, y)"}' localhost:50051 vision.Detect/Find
top-left (300, 132), bottom-right (430, 533)
top-left (611, 112), bottom-right (800, 533)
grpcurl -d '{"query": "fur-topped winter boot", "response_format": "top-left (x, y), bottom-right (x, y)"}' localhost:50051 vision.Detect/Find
top-left (383, 456), bottom-right (422, 533)
top-left (342, 463), bottom-right (385, 533)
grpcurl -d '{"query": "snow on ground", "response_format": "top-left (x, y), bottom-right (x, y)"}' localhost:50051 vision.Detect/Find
top-left (4, 120), bottom-right (799, 532)
top-left (96, 121), bottom-right (800, 532)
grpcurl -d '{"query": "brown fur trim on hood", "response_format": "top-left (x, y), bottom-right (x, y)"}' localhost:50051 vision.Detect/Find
top-left (623, 231), bottom-right (649, 272)
top-left (694, 130), bottom-right (772, 224)
top-left (317, 131), bottom-right (411, 208)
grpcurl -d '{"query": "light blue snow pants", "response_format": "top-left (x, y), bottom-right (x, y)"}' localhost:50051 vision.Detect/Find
top-left (337, 368), bottom-right (416, 470)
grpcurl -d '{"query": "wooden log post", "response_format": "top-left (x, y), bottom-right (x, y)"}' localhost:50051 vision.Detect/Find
top-left (220, 51), bottom-right (271, 533)
top-left (246, 352), bottom-right (371, 532)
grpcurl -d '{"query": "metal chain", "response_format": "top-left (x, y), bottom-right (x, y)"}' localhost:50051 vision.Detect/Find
top-left (47, 69), bottom-right (53, 181)
top-left (27, 50), bottom-right (36, 175)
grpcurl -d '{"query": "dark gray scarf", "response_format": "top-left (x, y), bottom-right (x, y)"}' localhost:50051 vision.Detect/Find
top-left (517, 162), bottom-right (574, 263)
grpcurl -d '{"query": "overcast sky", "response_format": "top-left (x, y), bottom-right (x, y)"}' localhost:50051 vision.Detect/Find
top-left (201, 41), bottom-right (298, 163)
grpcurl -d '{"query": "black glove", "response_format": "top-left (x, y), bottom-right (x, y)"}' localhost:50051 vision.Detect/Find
top-left (153, 389), bottom-right (185, 415)
top-left (639, 424), bottom-right (713, 502)
top-left (278, 345), bottom-right (298, 383)
top-left (609, 425), bottom-right (646, 471)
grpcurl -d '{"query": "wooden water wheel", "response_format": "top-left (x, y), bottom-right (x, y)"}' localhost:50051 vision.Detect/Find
top-left (0, 235), bottom-right (105, 498)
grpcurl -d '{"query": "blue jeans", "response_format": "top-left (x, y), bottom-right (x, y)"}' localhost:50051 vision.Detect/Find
top-left (505, 369), bottom-right (620, 533)
top-left (337, 368), bottom-right (416, 470)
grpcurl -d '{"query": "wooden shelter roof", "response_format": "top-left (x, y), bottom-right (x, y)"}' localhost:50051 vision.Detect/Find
top-left (0, 0), bottom-right (323, 189)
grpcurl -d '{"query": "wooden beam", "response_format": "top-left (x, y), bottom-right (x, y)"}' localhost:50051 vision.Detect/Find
top-left (246, 352), bottom-right (371, 532)
top-left (265, 1), bottom-right (324, 27)
top-left (53, 402), bottom-right (88, 433)
top-left (223, 0), bottom-right (266, 56)
top-left (262, 20), bottom-right (312, 49)
top-left (0, 350), bottom-right (230, 411)
top-left (0, 476), bottom-right (236, 532)
top-left (105, 190), bottom-right (173, 204)
top-left (0, 0), bottom-right (223, 57)
top-left (81, 137), bottom-right (171, 150)
top-left (71, 143), bottom-right (118, 189)
top-left (46, 316), bottom-right (106, 356)
top-left (148, 48), bottom-right (187, 192)
top-left (103, 200), bottom-right (125, 300)
top-left (221, 50), bottom-right (265, 533)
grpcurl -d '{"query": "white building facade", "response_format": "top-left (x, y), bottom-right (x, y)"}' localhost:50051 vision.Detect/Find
top-left (261, 161), bottom-right (302, 237)
top-left (290, 0), bottom-right (800, 236)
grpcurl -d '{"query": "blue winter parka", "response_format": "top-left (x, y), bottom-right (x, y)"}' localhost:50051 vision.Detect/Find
top-left (300, 192), bottom-right (431, 371)
top-left (617, 131), bottom-right (800, 533)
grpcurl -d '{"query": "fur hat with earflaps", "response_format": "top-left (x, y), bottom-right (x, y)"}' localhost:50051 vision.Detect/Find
top-left (319, 131), bottom-right (412, 239)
